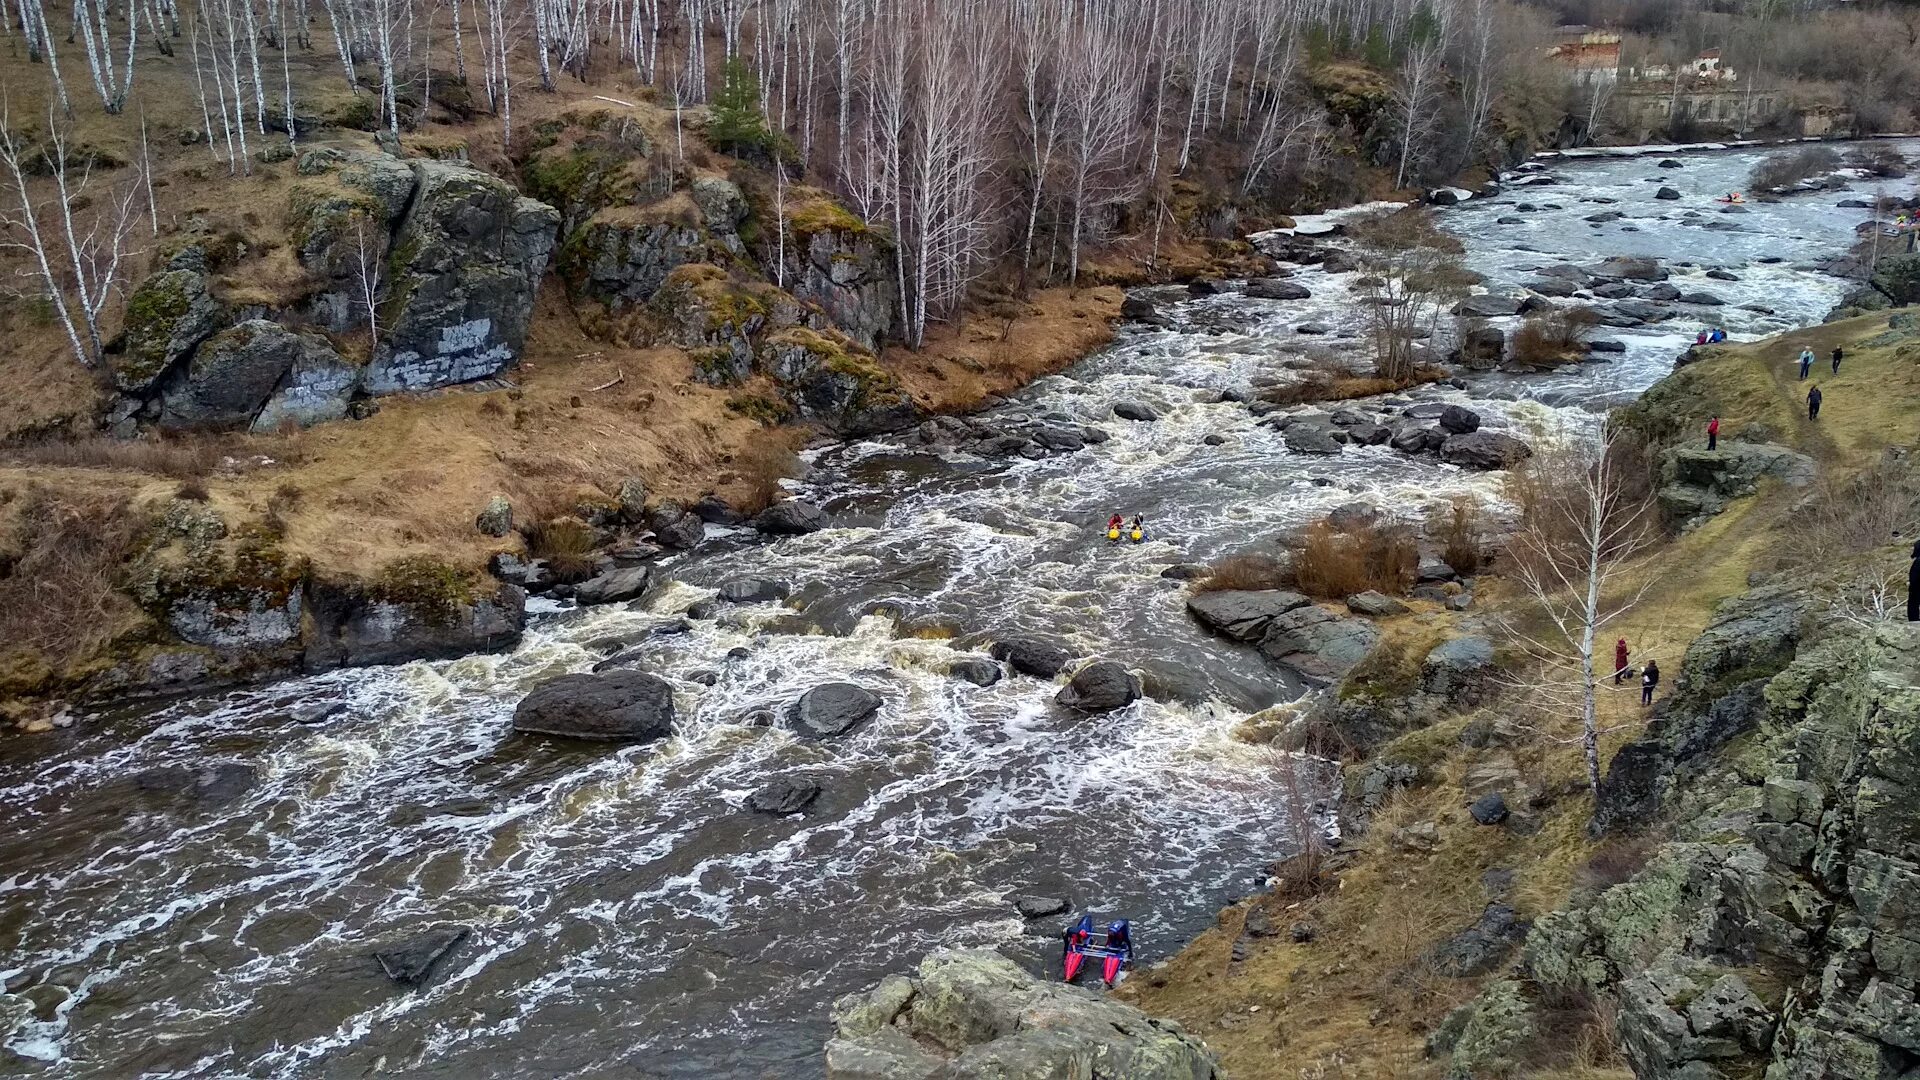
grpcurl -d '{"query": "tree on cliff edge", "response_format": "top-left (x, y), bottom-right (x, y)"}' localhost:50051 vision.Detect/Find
top-left (1499, 431), bottom-right (1658, 800)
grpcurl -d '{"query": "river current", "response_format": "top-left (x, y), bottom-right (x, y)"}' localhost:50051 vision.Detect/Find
top-left (2, 140), bottom-right (1912, 1077)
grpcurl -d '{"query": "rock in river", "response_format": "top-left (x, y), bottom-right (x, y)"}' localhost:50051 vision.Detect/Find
top-left (988, 638), bottom-right (1074, 679)
top-left (1112, 400), bottom-right (1160, 422)
top-left (825, 949), bottom-right (1223, 1080)
top-left (512, 670), bottom-right (676, 741)
top-left (754, 499), bottom-right (829, 535)
top-left (1441, 431), bottom-right (1533, 471)
top-left (1055, 660), bottom-right (1143, 712)
top-left (745, 776), bottom-right (822, 814)
top-left (373, 927), bottom-right (472, 989)
top-left (574, 565), bottom-right (651, 606)
top-left (1013, 895), bottom-right (1070, 919)
top-left (1284, 423), bottom-right (1343, 455)
top-left (717, 578), bottom-right (789, 603)
top-left (948, 657), bottom-right (1003, 687)
top-left (1438, 405), bottom-right (1481, 435)
top-left (789, 682), bottom-right (883, 738)
top-left (1186, 589), bottom-right (1310, 642)
top-left (1246, 278), bottom-right (1311, 300)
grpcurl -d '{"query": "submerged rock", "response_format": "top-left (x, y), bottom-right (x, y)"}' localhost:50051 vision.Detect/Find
top-left (372, 927), bottom-right (471, 988)
top-left (948, 658), bottom-right (1003, 687)
top-left (745, 776), bottom-right (822, 814)
top-left (825, 949), bottom-right (1223, 1079)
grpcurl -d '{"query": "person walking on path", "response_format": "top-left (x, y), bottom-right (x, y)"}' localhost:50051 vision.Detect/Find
top-left (1832, 346), bottom-right (1843, 374)
top-left (1707, 416), bottom-right (1720, 451)
top-left (1614, 638), bottom-right (1630, 684)
top-left (1809, 385), bottom-right (1823, 421)
top-left (1641, 660), bottom-right (1661, 707)
top-left (1798, 348), bottom-right (1815, 380)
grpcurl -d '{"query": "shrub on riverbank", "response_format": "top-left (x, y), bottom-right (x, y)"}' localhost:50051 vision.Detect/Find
top-left (1193, 554), bottom-right (1295, 593)
top-left (1293, 521), bottom-right (1417, 599)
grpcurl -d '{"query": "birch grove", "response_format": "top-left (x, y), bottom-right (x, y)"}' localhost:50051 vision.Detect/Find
top-left (0, 0), bottom-right (1589, 359)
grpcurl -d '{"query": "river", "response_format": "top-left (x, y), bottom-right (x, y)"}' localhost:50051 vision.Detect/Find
top-left (2, 139), bottom-right (1911, 1078)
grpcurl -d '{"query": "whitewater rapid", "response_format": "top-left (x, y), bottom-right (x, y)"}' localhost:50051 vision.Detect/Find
top-left (1, 139), bottom-right (1911, 1078)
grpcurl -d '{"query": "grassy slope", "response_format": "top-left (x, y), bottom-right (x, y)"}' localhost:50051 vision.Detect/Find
top-left (1122, 311), bottom-right (1919, 1078)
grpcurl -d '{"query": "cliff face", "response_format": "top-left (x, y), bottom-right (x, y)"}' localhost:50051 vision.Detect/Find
top-left (1439, 597), bottom-right (1920, 1080)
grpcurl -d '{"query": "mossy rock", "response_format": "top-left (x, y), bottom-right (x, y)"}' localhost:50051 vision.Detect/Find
top-left (371, 555), bottom-right (479, 628)
top-left (116, 268), bottom-right (229, 393)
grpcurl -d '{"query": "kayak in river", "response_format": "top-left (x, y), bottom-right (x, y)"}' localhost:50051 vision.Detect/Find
top-left (1107, 527), bottom-right (1121, 542)
top-left (1129, 529), bottom-right (1145, 543)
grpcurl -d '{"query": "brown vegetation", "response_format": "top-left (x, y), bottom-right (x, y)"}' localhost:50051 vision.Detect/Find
top-left (1510, 306), bottom-right (1600, 368)
top-left (2, 435), bottom-right (223, 480)
top-left (1434, 497), bottom-right (1487, 577)
top-left (0, 487), bottom-right (150, 692)
top-left (1193, 553), bottom-right (1295, 593)
top-left (1293, 520), bottom-right (1418, 599)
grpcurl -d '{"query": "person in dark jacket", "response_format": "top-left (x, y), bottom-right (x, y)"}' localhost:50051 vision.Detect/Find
top-left (1707, 416), bottom-right (1719, 451)
top-left (1614, 638), bottom-right (1630, 684)
top-left (1908, 539), bottom-right (1919, 622)
top-left (1832, 346), bottom-right (1843, 374)
top-left (1809, 385), bottom-right (1823, 421)
top-left (1641, 660), bottom-right (1661, 706)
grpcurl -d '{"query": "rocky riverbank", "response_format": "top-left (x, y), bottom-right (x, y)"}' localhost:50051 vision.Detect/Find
top-left (1121, 308), bottom-right (1920, 1078)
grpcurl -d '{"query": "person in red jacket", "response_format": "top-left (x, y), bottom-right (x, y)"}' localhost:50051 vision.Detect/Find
top-left (1707, 416), bottom-right (1720, 452)
top-left (1614, 638), bottom-right (1630, 684)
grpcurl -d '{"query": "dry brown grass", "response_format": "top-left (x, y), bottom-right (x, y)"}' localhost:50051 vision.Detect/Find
top-left (887, 286), bottom-right (1123, 413)
top-left (1294, 521), bottom-right (1417, 600)
top-left (0, 486), bottom-right (151, 693)
top-left (1260, 365), bottom-right (1445, 408)
top-left (2, 435), bottom-right (223, 479)
top-left (525, 517), bottom-right (599, 582)
top-left (1433, 497), bottom-right (1486, 578)
top-left (727, 438), bottom-right (803, 515)
top-left (1193, 553), bottom-right (1295, 593)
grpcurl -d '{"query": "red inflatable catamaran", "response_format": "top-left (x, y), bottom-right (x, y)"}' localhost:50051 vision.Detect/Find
top-left (1061, 915), bottom-right (1134, 988)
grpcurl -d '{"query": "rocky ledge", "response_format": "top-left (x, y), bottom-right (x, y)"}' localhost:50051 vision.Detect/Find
top-left (826, 949), bottom-right (1223, 1080)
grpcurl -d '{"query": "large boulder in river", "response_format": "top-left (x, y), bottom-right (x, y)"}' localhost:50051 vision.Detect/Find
top-left (1438, 405), bottom-right (1481, 435)
top-left (1284, 424), bottom-right (1343, 455)
top-left (303, 573), bottom-right (526, 670)
top-left (1055, 660), bottom-right (1142, 712)
top-left (754, 499), bottom-right (829, 535)
top-left (1441, 431), bottom-right (1532, 471)
top-left (825, 949), bottom-right (1223, 1080)
top-left (745, 776), bottom-right (822, 814)
top-left (512, 669), bottom-right (676, 741)
top-left (789, 682), bottom-right (883, 738)
top-left (364, 160), bottom-right (561, 394)
top-left (1590, 256), bottom-right (1668, 282)
top-left (1187, 589), bottom-right (1310, 642)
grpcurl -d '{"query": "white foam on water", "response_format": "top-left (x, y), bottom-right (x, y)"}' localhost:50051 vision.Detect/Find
top-left (4, 138), bottom-right (1914, 1077)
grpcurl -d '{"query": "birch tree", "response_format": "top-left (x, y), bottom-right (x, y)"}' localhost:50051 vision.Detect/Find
top-left (0, 104), bottom-right (142, 372)
top-left (1059, 12), bottom-right (1140, 285)
top-left (1391, 38), bottom-right (1443, 189)
top-left (1500, 432), bottom-right (1658, 800)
